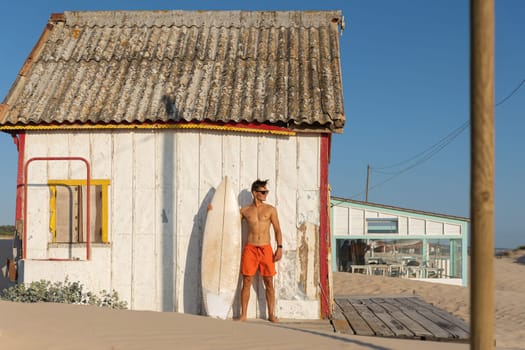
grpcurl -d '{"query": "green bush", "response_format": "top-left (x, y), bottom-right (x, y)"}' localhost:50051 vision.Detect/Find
top-left (1, 278), bottom-right (127, 309)
top-left (0, 225), bottom-right (15, 236)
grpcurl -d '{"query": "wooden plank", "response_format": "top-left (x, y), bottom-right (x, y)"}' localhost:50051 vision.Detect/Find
top-left (392, 298), bottom-right (455, 339)
top-left (335, 296), bottom-right (469, 342)
top-left (238, 134), bottom-right (261, 318)
top-left (403, 309), bottom-right (454, 339)
top-left (199, 131), bottom-right (222, 191)
top-left (92, 131), bottom-right (112, 178)
top-left (377, 297), bottom-right (446, 339)
top-left (275, 136), bottom-right (298, 251)
top-left (348, 298), bottom-right (395, 337)
top-left (409, 296), bottom-right (470, 333)
top-left (389, 296), bottom-right (418, 310)
top-left (297, 135), bottom-right (319, 189)
top-left (364, 298), bottom-right (416, 338)
top-left (257, 135), bottom-right (277, 182)
top-left (392, 310), bottom-right (436, 339)
top-left (380, 297), bottom-right (469, 339)
top-left (398, 297), bottom-right (469, 339)
top-left (416, 308), bottom-right (469, 339)
top-left (373, 298), bottom-right (434, 339)
top-left (134, 131), bottom-right (157, 189)
top-left (69, 132), bottom-right (91, 178)
top-left (371, 297), bottom-right (408, 313)
top-left (331, 309), bottom-right (354, 334)
top-left (334, 298), bottom-right (375, 336)
top-left (55, 185), bottom-right (80, 243)
top-left (334, 298), bottom-right (353, 312)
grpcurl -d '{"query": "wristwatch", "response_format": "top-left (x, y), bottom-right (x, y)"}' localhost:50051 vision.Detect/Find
top-left (277, 244), bottom-right (283, 249)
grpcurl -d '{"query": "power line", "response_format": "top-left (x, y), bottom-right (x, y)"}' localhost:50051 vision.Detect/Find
top-left (495, 78), bottom-right (525, 107)
top-left (348, 78), bottom-right (525, 200)
top-left (372, 120), bottom-right (470, 174)
top-left (373, 78), bottom-right (525, 174)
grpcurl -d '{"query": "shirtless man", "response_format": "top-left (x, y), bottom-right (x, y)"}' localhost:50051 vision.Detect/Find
top-left (239, 179), bottom-right (283, 322)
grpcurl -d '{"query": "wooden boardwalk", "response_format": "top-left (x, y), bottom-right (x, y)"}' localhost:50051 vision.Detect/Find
top-left (332, 296), bottom-right (470, 342)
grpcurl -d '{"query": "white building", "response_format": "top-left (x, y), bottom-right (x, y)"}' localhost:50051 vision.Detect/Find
top-left (0, 10), bottom-right (345, 319)
top-left (331, 197), bottom-right (469, 286)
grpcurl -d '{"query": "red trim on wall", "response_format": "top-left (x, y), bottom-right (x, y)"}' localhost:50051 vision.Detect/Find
top-left (319, 133), bottom-right (331, 318)
top-left (14, 132), bottom-right (25, 222)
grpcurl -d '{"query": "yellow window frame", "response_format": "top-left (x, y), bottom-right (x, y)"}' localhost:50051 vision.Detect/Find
top-left (48, 179), bottom-right (110, 243)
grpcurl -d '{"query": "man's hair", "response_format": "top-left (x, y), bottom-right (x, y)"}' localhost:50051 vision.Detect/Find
top-left (251, 179), bottom-right (269, 192)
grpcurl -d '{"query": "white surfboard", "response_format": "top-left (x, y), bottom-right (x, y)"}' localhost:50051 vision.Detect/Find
top-left (201, 176), bottom-right (242, 319)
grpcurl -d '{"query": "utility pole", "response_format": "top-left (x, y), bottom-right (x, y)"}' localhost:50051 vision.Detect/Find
top-left (365, 164), bottom-right (370, 202)
top-left (470, 0), bottom-right (495, 349)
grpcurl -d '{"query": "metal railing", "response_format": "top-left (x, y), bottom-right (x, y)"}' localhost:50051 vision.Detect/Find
top-left (23, 157), bottom-right (91, 260)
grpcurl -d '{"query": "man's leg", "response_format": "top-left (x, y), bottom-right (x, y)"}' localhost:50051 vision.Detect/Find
top-left (239, 275), bottom-right (253, 321)
top-left (263, 276), bottom-right (278, 322)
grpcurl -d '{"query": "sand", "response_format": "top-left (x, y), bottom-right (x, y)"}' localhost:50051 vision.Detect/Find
top-left (0, 299), bottom-right (476, 350)
top-left (0, 244), bottom-right (523, 349)
top-left (333, 249), bottom-right (525, 349)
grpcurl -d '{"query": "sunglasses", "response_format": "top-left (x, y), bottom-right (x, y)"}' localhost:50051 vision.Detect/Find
top-left (255, 190), bottom-right (269, 195)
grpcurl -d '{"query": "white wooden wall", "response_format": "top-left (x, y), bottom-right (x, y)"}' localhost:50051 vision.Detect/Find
top-left (333, 204), bottom-right (465, 237)
top-left (22, 129), bottom-right (322, 319)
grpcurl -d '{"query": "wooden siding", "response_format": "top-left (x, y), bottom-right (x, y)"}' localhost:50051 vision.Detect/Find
top-left (333, 205), bottom-right (465, 237)
top-left (22, 129), bottom-right (323, 318)
top-left (333, 206), bottom-right (348, 236)
top-left (410, 218), bottom-right (425, 235)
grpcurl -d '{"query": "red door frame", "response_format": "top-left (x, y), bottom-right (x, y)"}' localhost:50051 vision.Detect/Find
top-left (319, 133), bottom-right (331, 318)
top-left (14, 132), bottom-right (25, 225)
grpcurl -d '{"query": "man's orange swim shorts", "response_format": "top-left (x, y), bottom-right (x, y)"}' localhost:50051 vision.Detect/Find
top-left (241, 244), bottom-right (276, 277)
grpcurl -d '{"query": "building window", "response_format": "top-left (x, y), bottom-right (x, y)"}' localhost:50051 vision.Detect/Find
top-left (366, 218), bottom-right (398, 233)
top-left (367, 239), bottom-right (461, 279)
top-left (49, 179), bottom-right (110, 243)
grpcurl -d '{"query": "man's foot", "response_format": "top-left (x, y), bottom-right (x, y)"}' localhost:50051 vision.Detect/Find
top-left (235, 316), bottom-right (248, 322)
top-left (268, 316), bottom-right (280, 323)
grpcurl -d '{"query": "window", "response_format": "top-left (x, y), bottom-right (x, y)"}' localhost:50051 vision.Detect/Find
top-left (427, 239), bottom-right (463, 278)
top-left (49, 179), bottom-right (110, 243)
top-left (366, 238), bottom-right (462, 279)
top-left (367, 218), bottom-right (398, 233)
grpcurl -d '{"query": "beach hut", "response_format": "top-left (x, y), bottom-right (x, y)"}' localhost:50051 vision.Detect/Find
top-left (331, 197), bottom-right (469, 286)
top-left (0, 10), bottom-right (345, 319)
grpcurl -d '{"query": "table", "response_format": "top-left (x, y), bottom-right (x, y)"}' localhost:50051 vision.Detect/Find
top-left (350, 265), bottom-right (369, 274)
top-left (368, 264), bottom-right (390, 276)
top-left (425, 267), bottom-right (444, 278)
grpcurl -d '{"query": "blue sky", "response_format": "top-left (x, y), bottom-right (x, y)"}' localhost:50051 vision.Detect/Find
top-left (0, 1), bottom-right (523, 249)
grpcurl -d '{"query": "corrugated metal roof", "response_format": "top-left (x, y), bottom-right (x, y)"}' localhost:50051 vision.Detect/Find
top-left (0, 10), bottom-right (345, 132)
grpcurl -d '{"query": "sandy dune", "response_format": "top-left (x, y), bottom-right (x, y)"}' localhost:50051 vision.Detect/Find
top-left (0, 239), bottom-right (523, 349)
